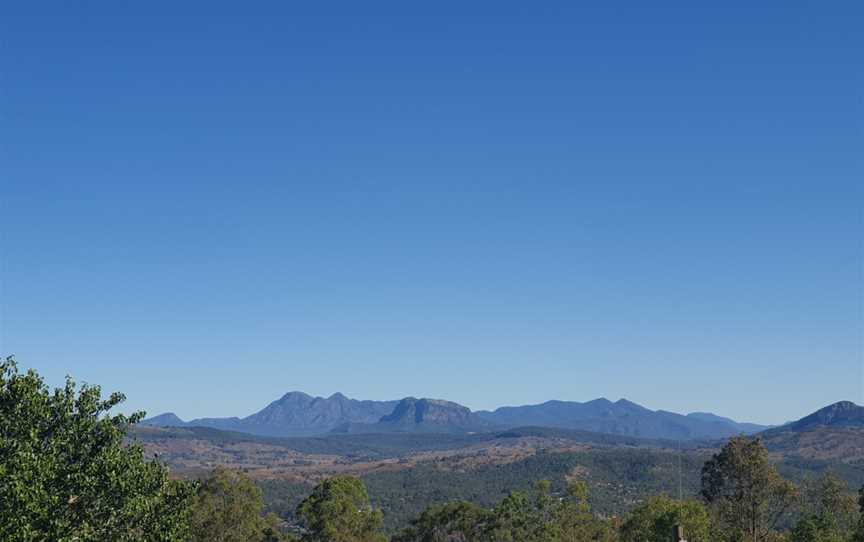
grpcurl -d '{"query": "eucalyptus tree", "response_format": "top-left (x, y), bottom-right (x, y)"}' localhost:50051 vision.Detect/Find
top-left (701, 437), bottom-right (797, 542)
top-left (0, 356), bottom-right (195, 541)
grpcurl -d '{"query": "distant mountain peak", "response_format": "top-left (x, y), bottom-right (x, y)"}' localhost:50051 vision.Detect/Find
top-left (278, 391), bottom-right (313, 401)
top-left (759, 401), bottom-right (864, 461)
top-left (614, 398), bottom-right (651, 411)
top-left (141, 412), bottom-right (186, 427)
top-left (143, 393), bottom-right (770, 440)
top-left (334, 396), bottom-right (490, 434)
top-left (381, 397), bottom-right (472, 424)
top-left (788, 401), bottom-right (864, 431)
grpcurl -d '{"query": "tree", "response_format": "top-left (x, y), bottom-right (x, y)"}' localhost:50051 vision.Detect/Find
top-left (552, 481), bottom-right (618, 542)
top-left (394, 480), bottom-right (618, 542)
top-left (791, 472), bottom-right (857, 542)
top-left (701, 437), bottom-right (797, 542)
top-left (392, 501), bottom-right (493, 542)
top-left (487, 491), bottom-right (538, 541)
top-left (190, 466), bottom-right (294, 542)
top-left (297, 476), bottom-right (385, 542)
top-left (0, 356), bottom-right (195, 541)
top-left (487, 484), bottom-right (558, 542)
top-left (848, 485), bottom-right (864, 542)
top-left (620, 496), bottom-right (713, 542)
top-left (263, 511), bottom-right (297, 542)
top-left (790, 518), bottom-right (819, 542)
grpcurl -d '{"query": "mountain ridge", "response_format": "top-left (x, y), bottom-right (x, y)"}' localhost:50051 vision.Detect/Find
top-left (759, 401), bottom-right (864, 462)
top-left (143, 392), bottom-right (770, 440)
top-left (333, 397), bottom-right (494, 434)
top-left (475, 399), bottom-right (767, 440)
top-left (141, 391), bottom-right (398, 437)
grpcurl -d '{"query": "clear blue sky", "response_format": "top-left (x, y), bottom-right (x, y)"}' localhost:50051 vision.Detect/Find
top-left (2, 1), bottom-right (861, 425)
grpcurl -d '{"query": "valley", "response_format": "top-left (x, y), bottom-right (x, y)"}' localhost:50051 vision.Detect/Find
top-left (134, 399), bottom-right (864, 533)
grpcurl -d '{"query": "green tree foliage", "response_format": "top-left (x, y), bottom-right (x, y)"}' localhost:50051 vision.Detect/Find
top-left (791, 472), bottom-right (857, 542)
top-left (355, 448), bottom-right (710, 533)
top-left (394, 479), bottom-right (618, 542)
top-left (297, 476), bottom-right (386, 542)
top-left (391, 501), bottom-right (492, 542)
top-left (264, 511), bottom-right (297, 542)
top-left (701, 437), bottom-right (798, 542)
top-left (620, 496), bottom-right (713, 542)
top-left (853, 486), bottom-right (864, 542)
top-left (486, 488), bottom-right (552, 541)
top-left (219, 444), bottom-right (864, 534)
top-left (551, 481), bottom-right (618, 542)
top-left (190, 466), bottom-right (295, 542)
top-left (0, 356), bottom-right (195, 542)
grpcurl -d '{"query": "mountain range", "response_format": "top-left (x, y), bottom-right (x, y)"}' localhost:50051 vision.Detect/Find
top-left (137, 399), bottom-right (864, 534)
top-left (146, 391), bottom-right (398, 437)
top-left (474, 398), bottom-right (767, 440)
top-left (143, 392), bottom-right (772, 440)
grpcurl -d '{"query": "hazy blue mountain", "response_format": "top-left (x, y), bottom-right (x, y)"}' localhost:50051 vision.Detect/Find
top-left (144, 393), bottom-right (770, 440)
top-left (334, 397), bottom-right (494, 434)
top-left (239, 391), bottom-right (398, 436)
top-left (140, 412), bottom-right (187, 427)
top-left (143, 392), bottom-right (398, 437)
top-left (763, 401), bottom-right (864, 435)
top-left (184, 416), bottom-right (246, 432)
top-left (476, 398), bottom-right (647, 428)
top-left (686, 412), bottom-right (768, 434)
top-left (788, 401), bottom-right (864, 430)
top-left (475, 398), bottom-right (759, 440)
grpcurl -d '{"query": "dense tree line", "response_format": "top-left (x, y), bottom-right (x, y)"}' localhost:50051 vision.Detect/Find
top-left (388, 442), bottom-right (864, 542)
top-left (359, 447), bottom-right (709, 529)
top-left (3, 357), bottom-right (864, 541)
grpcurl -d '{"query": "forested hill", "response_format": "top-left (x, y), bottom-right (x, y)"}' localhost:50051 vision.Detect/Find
top-left (759, 401), bottom-right (864, 463)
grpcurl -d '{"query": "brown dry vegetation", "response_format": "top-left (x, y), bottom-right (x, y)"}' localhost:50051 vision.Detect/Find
top-left (137, 427), bottom-right (599, 483)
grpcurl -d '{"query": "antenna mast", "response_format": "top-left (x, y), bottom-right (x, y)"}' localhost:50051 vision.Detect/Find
top-left (677, 438), bottom-right (683, 501)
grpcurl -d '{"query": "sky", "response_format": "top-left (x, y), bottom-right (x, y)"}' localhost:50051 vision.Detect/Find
top-left (1, 1), bottom-right (861, 426)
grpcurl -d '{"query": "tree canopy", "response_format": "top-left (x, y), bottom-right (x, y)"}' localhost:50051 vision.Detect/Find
top-left (391, 501), bottom-right (492, 542)
top-left (0, 356), bottom-right (195, 541)
top-left (620, 496), bottom-right (713, 542)
top-left (190, 466), bottom-right (294, 542)
top-left (791, 472), bottom-right (859, 542)
top-left (701, 436), bottom-right (798, 542)
top-left (297, 476), bottom-right (386, 542)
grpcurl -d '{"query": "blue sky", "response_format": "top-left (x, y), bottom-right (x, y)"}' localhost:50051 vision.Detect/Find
top-left (2, 1), bottom-right (861, 425)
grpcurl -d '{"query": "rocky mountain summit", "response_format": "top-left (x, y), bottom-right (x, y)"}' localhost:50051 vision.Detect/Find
top-left (335, 397), bottom-right (492, 434)
top-left (786, 401), bottom-right (864, 431)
